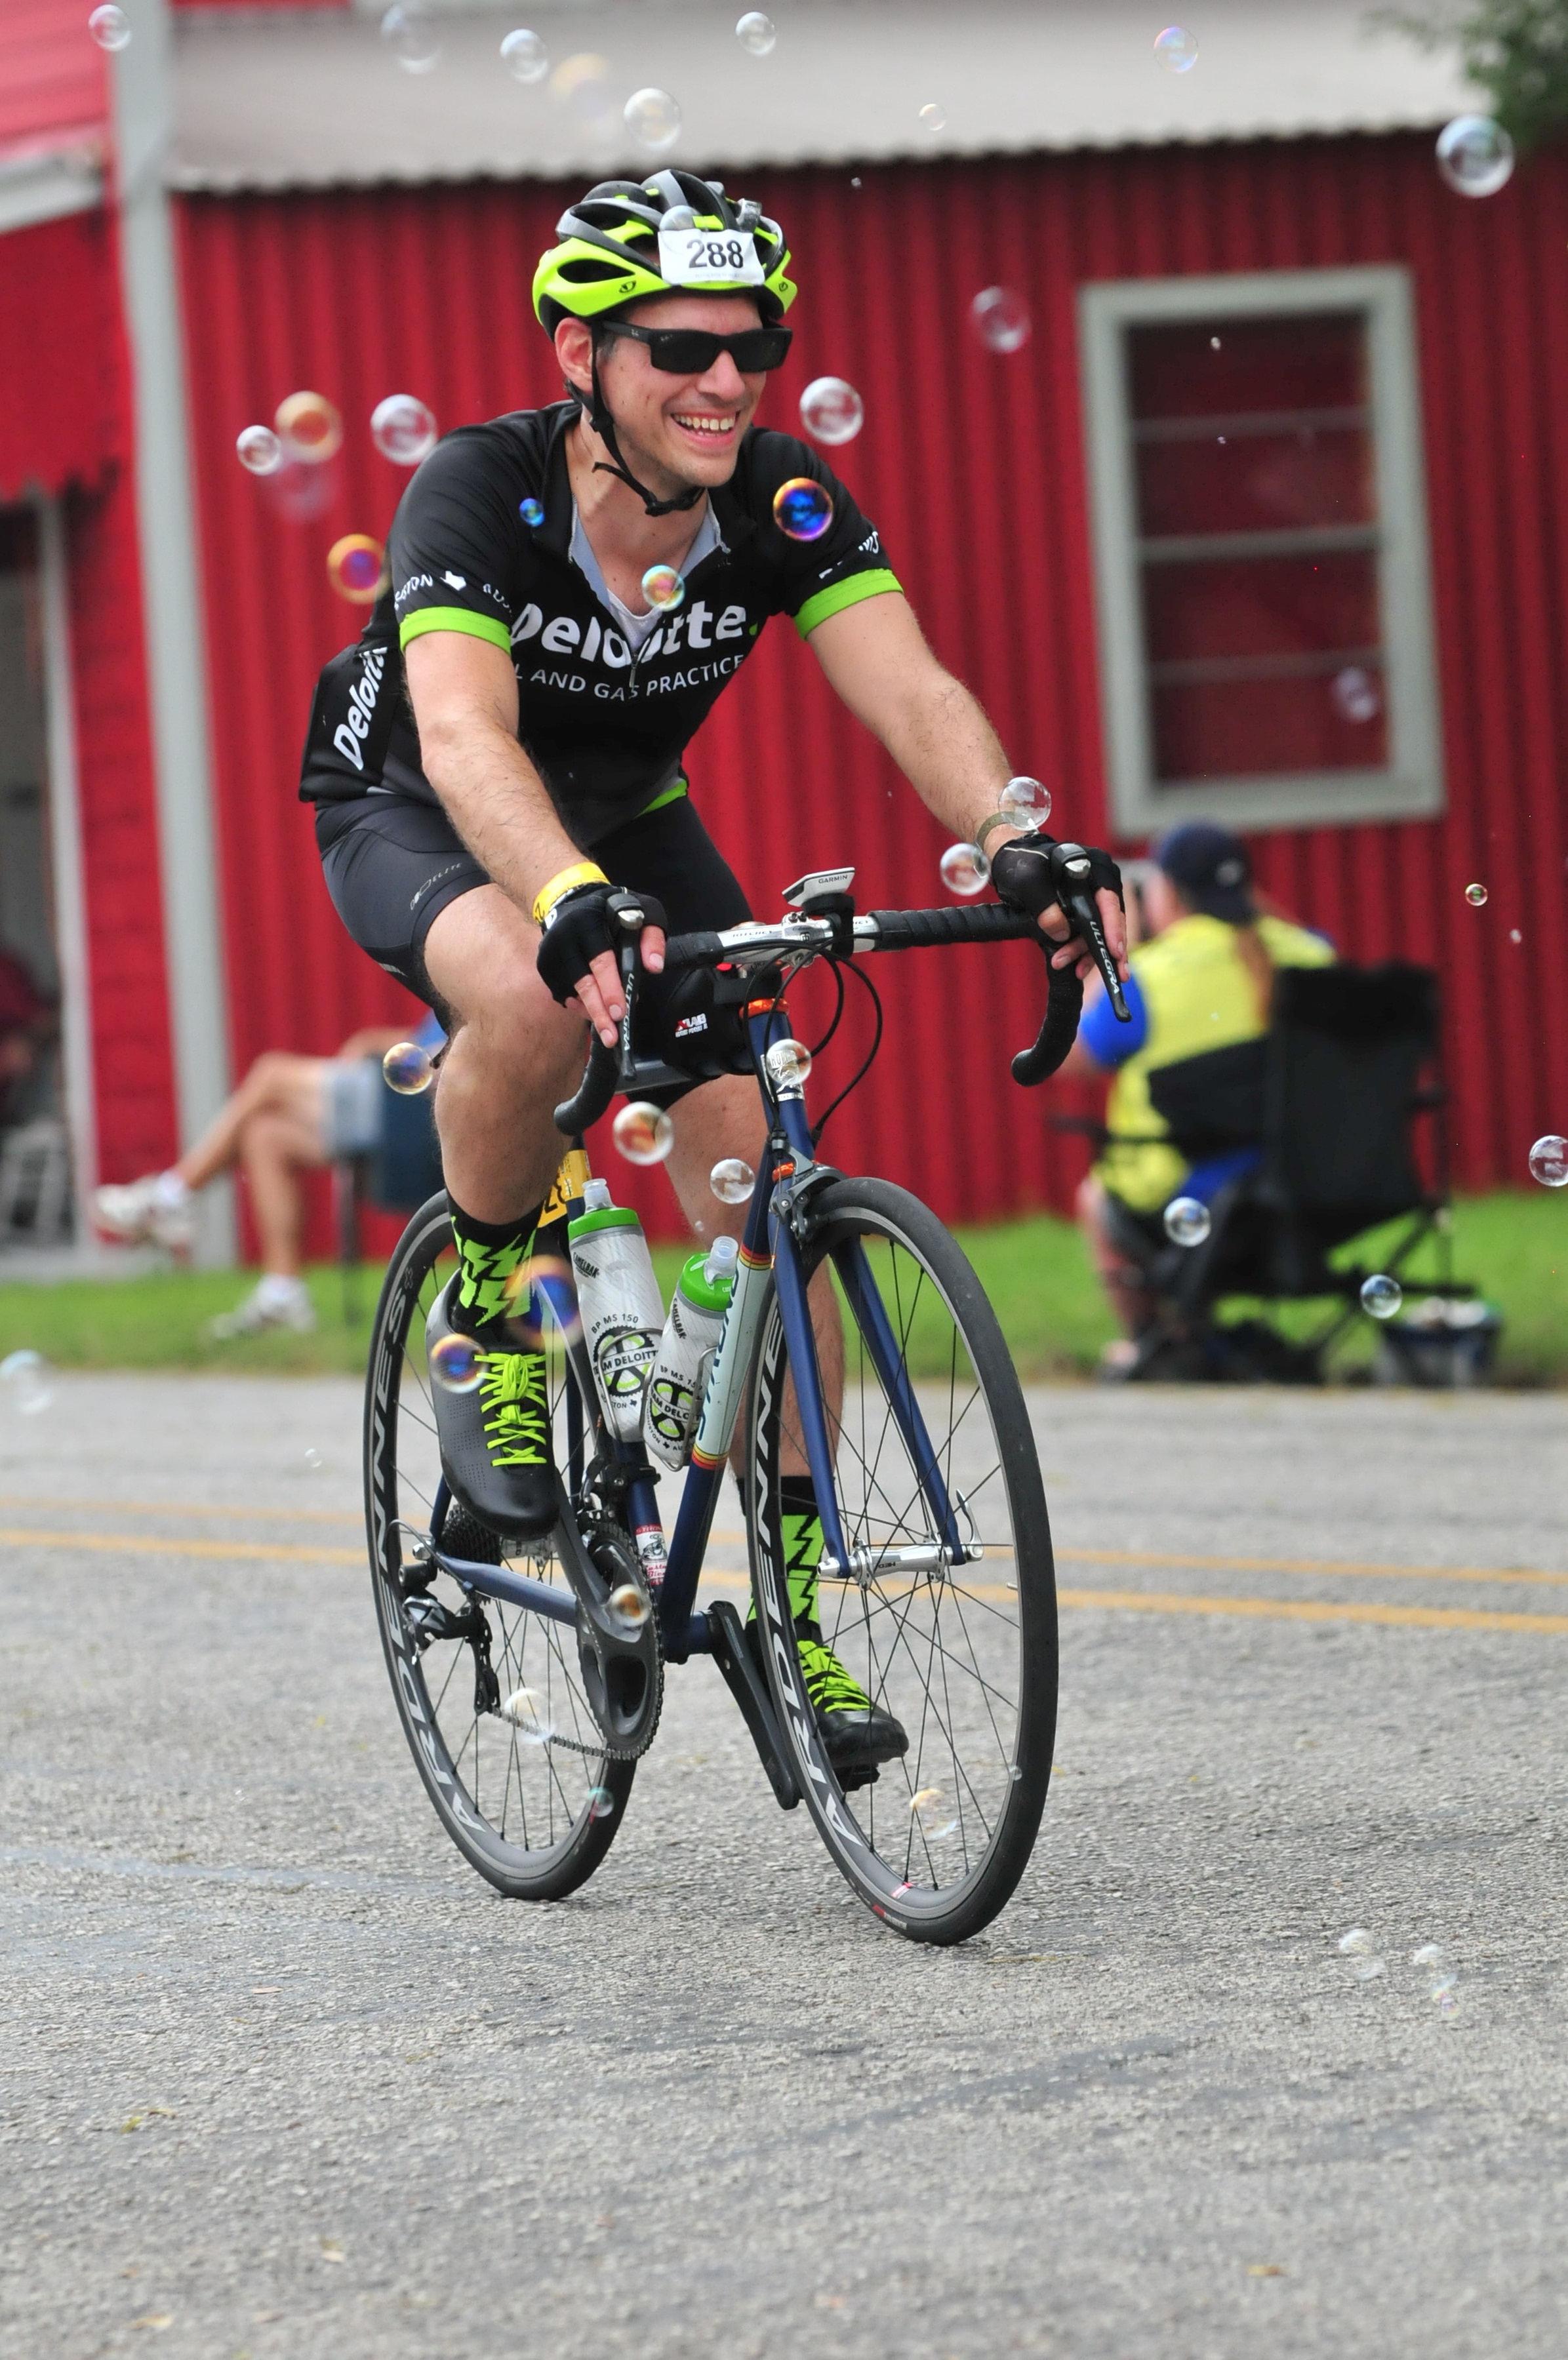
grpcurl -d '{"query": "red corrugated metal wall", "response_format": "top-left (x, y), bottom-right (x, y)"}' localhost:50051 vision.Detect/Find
top-left (174, 134), bottom-right (1568, 1245)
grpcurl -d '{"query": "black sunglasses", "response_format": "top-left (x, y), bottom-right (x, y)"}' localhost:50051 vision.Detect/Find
top-left (599, 321), bottom-right (794, 374)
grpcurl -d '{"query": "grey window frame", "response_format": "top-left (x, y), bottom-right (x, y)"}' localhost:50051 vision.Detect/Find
top-left (1078, 265), bottom-right (1444, 836)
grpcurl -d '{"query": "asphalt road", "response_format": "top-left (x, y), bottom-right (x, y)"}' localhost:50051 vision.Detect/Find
top-left (2, 1371), bottom-right (1566, 2359)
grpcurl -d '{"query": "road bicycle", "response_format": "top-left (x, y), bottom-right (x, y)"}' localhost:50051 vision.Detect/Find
top-left (363, 855), bottom-right (1123, 1944)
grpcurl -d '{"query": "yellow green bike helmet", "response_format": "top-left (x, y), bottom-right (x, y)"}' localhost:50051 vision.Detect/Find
top-left (533, 169), bottom-right (795, 334)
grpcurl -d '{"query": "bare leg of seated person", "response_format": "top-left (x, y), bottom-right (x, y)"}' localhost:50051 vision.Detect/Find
top-left (1077, 1173), bottom-right (1159, 1370)
top-left (94, 1052), bottom-right (328, 1334)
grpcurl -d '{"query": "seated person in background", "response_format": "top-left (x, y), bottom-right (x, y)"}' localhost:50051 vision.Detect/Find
top-left (93, 1012), bottom-right (443, 1336)
top-left (0, 946), bottom-right (56, 1120)
top-left (1058, 822), bottom-right (1333, 1355)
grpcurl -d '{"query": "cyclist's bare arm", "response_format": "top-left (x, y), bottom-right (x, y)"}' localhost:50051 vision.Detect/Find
top-left (403, 631), bottom-right (666, 1043)
top-left (807, 592), bottom-right (1127, 981)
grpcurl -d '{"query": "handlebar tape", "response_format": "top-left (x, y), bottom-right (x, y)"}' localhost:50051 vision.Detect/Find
top-left (553, 1032), bottom-right (620, 1138)
top-left (861, 906), bottom-right (1041, 951)
top-left (1011, 955), bottom-right (1085, 1086)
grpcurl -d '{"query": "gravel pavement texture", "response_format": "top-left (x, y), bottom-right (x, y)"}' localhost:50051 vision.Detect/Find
top-left (2, 1373), bottom-right (1565, 2359)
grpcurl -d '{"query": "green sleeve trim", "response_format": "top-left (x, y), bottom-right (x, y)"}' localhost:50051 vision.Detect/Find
top-left (792, 569), bottom-right (902, 641)
top-left (398, 605), bottom-right (512, 652)
top-left (639, 778), bottom-right (689, 817)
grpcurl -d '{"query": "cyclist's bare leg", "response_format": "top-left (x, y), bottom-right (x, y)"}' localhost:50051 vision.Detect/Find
top-left (664, 1073), bottom-right (843, 1480)
top-left (422, 885), bottom-right (588, 1224)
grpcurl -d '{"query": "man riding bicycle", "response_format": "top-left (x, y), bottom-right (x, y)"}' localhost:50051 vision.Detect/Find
top-left (301, 169), bottom-right (1126, 1773)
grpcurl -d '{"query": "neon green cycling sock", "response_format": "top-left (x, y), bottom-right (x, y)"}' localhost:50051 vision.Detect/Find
top-left (447, 1198), bottom-right (543, 1338)
top-left (748, 1474), bottom-right (823, 1627)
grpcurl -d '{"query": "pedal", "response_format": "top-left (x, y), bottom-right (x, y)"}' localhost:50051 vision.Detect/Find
top-left (708, 1600), bottom-right (800, 1810)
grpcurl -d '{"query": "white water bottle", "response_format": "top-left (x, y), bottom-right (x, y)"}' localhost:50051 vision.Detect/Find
top-left (567, 1179), bottom-right (667, 1441)
top-left (642, 1235), bottom-right (740, 1471)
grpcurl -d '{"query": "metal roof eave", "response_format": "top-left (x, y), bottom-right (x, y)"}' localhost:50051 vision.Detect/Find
top-left (168, 0), bottom-right (1479, 193)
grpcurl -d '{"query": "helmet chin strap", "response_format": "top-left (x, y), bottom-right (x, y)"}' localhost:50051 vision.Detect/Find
top-left (567, 341), bottom-right (703, 518)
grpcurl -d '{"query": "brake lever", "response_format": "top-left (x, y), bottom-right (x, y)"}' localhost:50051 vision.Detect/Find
top-left (1056, 866), bottom-right (1130, 1024)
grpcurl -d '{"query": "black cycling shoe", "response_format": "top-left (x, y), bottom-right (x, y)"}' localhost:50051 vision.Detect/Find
top-left (749, 1614), bottom-right (908, 1774)
top-left (426, 1281), bottom-right (557, 1540)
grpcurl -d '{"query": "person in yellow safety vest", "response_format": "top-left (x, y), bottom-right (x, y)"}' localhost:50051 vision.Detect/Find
top-left (1060, 822), bottom-right (1334, 1357)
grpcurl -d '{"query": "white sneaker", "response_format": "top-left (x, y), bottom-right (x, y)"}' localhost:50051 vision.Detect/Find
top-left (94, 1174), bottom-right (195, 1251)
top-left (210, 1275), bottom-right (317, 1339)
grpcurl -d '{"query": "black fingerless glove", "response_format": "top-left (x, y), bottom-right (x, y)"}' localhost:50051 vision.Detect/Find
top-left (535, 883), bottom-right (668, 1007)
top-left (991, 831), bottom-right (1124, 922)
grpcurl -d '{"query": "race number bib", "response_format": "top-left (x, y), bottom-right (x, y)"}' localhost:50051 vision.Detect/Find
top-left (658, 226), bottom-right (765, 287)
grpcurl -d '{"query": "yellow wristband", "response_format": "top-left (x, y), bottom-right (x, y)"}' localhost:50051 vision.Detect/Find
top-left (531, 861), bottom-right (609, 927)
top-left (975, 810), bottom-right (1020, 855)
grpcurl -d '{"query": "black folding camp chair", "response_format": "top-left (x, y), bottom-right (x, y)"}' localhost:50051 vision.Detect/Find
top-left (1090, 962), bottom-right (1472, 1382)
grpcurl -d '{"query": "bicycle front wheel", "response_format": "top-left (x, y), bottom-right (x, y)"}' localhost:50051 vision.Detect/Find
top-left (746, 1178), bottom-right (1056, 1944)
top-left (365, 1193), bottom-right (635, 1900)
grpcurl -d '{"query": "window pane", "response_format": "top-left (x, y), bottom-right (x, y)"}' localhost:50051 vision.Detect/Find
top-left (1125, 310), bottom-right (1387, 784)
top-left (1136, 426), bottom-right (1375, 537)
top-left (1129, 311), bottom-right (1367, 420)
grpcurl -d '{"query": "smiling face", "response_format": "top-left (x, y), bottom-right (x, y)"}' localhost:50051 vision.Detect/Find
top-left (555, 291), bottom-right (769, 502)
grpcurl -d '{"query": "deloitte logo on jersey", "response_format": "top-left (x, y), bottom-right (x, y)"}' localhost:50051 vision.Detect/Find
top-left (510, 598), bottom-right (753, 704)
top-left (332, 641), bottom-right (387, 771)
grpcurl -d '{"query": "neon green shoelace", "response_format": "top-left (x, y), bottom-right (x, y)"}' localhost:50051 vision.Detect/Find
top-left (796, 1630), bottom-right (873, 1717)
top-left (479, 1351), bottom-right (548, 1469)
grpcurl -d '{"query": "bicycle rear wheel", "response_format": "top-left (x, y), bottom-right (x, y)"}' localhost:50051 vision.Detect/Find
top-left (365, 1193), bottom-right (635, 1899)
top-left (746, 1178), bottom-right (1056, 1944)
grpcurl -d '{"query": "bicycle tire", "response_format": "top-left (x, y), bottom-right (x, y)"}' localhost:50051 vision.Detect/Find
top-left (365, 1191), bottom-right (635, 1899)
top-left (744, 1177), bottom-right (1056, 1944)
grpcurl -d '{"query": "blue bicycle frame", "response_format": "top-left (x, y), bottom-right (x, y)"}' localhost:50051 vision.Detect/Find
top-left (419, 1002), bottom-right (967, 1673)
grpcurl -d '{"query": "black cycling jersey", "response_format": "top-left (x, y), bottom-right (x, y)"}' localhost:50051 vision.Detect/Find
top-left (298, 399), bottom-right (899, 848)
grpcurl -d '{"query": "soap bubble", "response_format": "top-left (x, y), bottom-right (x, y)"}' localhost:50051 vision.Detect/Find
top-left (764, 1038), bottom-right (813, 1090)
top-left (382, 3), bottom-right (441, 72)
top-left (1464, 882), bottom-right (1488, 908)
top-left (736, 10), bottom-right (776, 53)
top-left (1338, 1927), bottom-right (1385, 1980)
top-left (1436, 115), bottom-right (1515, 198)
top-left (89, 4), bottom-right (131, 49)
top-left (799, 377), bottom-right (864, 446)
top-left (1360, 1273), bottom-right (1403, 1319)
top-left (1154, 24), bottom-right (1199, 71)
top-left (274, 390), bottom-right (342, 464)
top-left (502, 1252), bottom-right (581, 1350)
top-left (1528, 1134), bottom-right (1568, 1187)
top-left (371, 394), bottom-right (437, 466)
top-left (1331, 665), bottom-right (1381, 725)
top-left (500, 27), bottom-right (548, 82)
top-left (236, 425), bottom-right (283, 476)
top-left (773, 477), bottom-right (834, 542)
top-left (382, 1039), bottom-right (433, 1095)
top-left (613, 1102), bottom-right (675, 1166)
top-left (519, 497), bottom-right (544, 527)
top-left (940, 843), bottom-right (990, 896)
top-left (326, 534), bottom-right (385, 605)
top-left (917, 102), bottom-right (946, 133)
top-left (1163, 1195), bottom-right (1211, 1249)
top-left (304, 1447), bottom-right (324, 1470)
top-left (641, 563), bottom-right (685, 612)
top-left (971, 286), bottom-right (1032, 354)
top-left (1001, 776), bottom-right (1051, 826)
top-left (586, 1784), bottom-right (616, 1819)
top-left (430, 1333), bottom-right (485, 1393)
top-left (500, 1688), bottom-right (553, 1744)
top-left (607, 1581), bottom-right (651, 1634)
top-left (552, 52), bottom-right (613, 120)
top-left (910, 1786), bottom-right (959, 1841)
top-left (0, 1350), bottom-right (54, 1416)
top-left (710, 1158), bottom-right (755, 1204)
top-left (625, 87), bottom-right (681, 151)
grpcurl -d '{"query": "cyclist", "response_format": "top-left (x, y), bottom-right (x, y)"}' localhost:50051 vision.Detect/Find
top-left (301, 170), bottom-right (1125, 1769)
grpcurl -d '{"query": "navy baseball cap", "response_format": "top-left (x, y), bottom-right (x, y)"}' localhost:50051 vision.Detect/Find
top-left (1154, 822), bottom-right (1255, 925)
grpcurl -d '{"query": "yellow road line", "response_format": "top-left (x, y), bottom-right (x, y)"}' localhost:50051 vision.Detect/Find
top-left (1056, 1544), bottom-right (1568, 1591)
top-left (1057, 1586), bottom-right (1568, 1636)
top-left (0, 1494), bottom-right (360, 1527)
top-left (0, 1527), bottom-right (363, 1567)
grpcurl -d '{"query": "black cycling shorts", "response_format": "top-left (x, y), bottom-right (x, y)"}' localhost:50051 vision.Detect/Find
top-left (317, 790), bottom-right (754, 1092)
